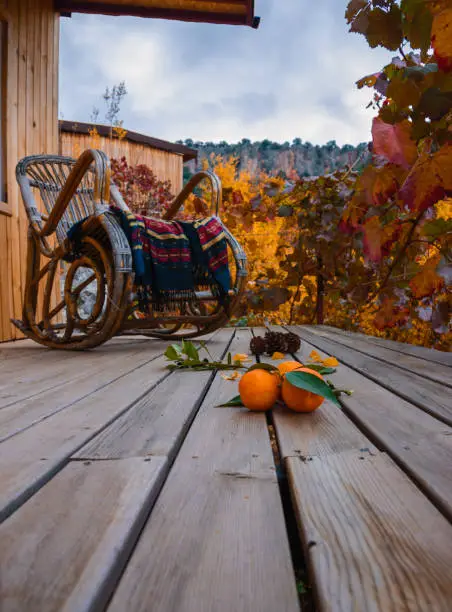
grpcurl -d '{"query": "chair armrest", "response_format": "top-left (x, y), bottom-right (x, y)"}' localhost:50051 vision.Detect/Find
top-left (162, 170), bottom-right (221, 221)
top-left (40, 149), bottom-right (111, 237)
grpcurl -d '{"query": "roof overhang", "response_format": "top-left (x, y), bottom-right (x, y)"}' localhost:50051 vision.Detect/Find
top-left (55, 0), bottom-right (260, 28)
top-left (59, 120), bottom-right (198, 162)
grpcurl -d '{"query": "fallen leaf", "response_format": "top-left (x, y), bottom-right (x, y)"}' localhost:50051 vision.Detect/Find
top-left (271, 351), bottom-right (285, 360)
top-left (323, 357), bottom-right (339, 367)
top-left (232, 353), bottom-right (251, 364)
top-left (309, 350), bottom-right (323, 363)
top-left (221, 371), bottom-right (242, 381)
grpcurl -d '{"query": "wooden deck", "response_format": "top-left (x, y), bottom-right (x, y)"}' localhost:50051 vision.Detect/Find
top-left (0, 326), bottom-right (451, 612)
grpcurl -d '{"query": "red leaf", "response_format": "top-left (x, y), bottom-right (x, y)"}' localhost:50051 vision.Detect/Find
top-left (400, 145), bottom-right (452, 212)
top-left (372, 118), bottom-right (418, 169)
top-left (362, 215), bottom-right (382, 262)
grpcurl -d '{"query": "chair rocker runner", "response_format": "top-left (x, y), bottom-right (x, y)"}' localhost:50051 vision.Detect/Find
top-left (13, 149), bottom-right (247, 349)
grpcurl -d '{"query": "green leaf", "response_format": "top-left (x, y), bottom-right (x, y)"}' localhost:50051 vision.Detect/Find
top-left (318, 367), bottom-right (337, 375)
top-left (227, 352), bottom-right (232, 365)
top-left (217, 395), bottom-right (244, 407)
top-left (246, 363), bottom-right (279, 373)
top-left (164, 346), bottom-right (180, 361)
top-left (183, 341), bottom-right (200, 361)
top-left (285, 372), bottom-right (341, 407)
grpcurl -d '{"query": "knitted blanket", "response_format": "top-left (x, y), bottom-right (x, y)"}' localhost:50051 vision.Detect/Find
top-left (110, 206), bottom-right (231, 311)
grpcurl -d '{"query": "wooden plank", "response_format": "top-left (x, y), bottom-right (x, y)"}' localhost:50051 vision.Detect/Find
top-left (321, 325), bottom-right (452, 367)
top-left (2, 1), bottom-right (20, 342)
top-left (281, 333), bottom-right (452, 521)
top-left (287, 451), bottom-right (452, 612)
top-left (0, 340), bottom-right (168, 439)
top-left (0, 349), bottom-right (165, 442)
top-left (297, 326), bottom-right (452, 426)
top-left (254, 328), bottom-right (375, 460)
top-left (0, 338), bottom-right (162, 403)
top-left (0, 457), bottom-right (167, 612)
top-left (304, 325), bottom-right (451, 387)
top-left (76, 328), bottom-right (234, 460)
top-left (0, 353), bottom-right (169, 522)
top-left (0, 219), bottom-right (6, 340)
top-left (108, 330), bottom-right (300, 612)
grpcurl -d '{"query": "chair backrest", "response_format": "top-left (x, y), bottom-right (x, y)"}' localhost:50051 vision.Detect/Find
top-left (16, 154), bottom-right (128, 245)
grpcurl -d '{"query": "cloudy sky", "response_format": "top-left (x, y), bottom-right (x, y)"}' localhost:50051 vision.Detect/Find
top-left (59, 1), bottom-right (393, 147)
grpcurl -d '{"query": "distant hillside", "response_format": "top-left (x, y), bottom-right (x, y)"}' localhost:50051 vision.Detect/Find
top-left (179, 138), bottom-right (370, 179)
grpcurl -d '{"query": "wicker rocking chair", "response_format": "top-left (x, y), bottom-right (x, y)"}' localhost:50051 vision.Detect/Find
top-left (13, 149), bottom-right (247, 349)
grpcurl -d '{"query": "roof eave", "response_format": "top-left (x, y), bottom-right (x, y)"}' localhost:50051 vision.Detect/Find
top-left (55, 1), bottom-right (260, 28)
top-left (59, 120), bottom-right (198, 162)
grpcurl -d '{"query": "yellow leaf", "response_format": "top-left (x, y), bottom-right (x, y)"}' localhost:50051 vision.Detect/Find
top-left (435, 198), bottom-right (452, 221)
top-left (232, 353), bottom-right (251, 364)
top-left (432, 8), bottom-right (452, 72)
top-left (323, 357), bottom-right (339, 367)
top-left (271, 352), bottom-right (285, 360)
top-left (221, 371), bottom-right (242, 381)
top-left (309, 350), bottom-right (323, 363)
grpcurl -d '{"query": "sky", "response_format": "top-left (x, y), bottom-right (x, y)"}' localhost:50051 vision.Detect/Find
top-left (59, 1), bottom-right (394, 147)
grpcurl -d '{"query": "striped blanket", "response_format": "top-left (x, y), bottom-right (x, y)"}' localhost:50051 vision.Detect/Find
top-left (110, 206), bottom-right (231, 311)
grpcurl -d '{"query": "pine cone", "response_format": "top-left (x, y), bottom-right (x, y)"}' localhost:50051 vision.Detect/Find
top-left (284, 332), bottom-right (301, 353)
top-left (250, 335), bottom-right (266, 355)
top-left (264, 330), bottom-right (287, 355)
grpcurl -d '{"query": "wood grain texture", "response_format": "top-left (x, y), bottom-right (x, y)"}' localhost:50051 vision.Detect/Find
top-left (297, 327), bottom-right (452, 426)
top-left (321, 325), bottom-right (452, 367)
top-left (284, 331), bottom-right (452, 521)
top-left (0, 457), bottom-right (167, 612)
top-left (304, 325), bottom-right (451, 388)
top-left (60, 131), bottom-right (184, 193)
top-left (255, 328), bottom-right (375, 461)
top-left (108, 330), bottom-right (300, 612)
top-left (0, 340), bottom-right (167, 441)
top-left (287, 451), bottom-right (452, 612)
top-left (76, 329), bottom-right (234, 460)
top-left (0, 0), bottom-right (59, 342)
top-left (0, 354), bottom-right (169, 521)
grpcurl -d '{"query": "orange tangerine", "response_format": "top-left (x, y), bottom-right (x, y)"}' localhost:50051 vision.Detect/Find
top-left (277, 361), bottom-right (304, 376)
top-left (281, 367), bottom-right (325, 413)
top-left (238, 369), bottom-right (280, 411)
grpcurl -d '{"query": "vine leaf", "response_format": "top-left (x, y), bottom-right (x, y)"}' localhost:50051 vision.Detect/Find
top-left (372, 118), bottom-right (418, 169)
top-left (400, 145), bottom-right (452, 212)
top-left (432, 8), bottom-right (452, 72)
top-left (409, 256), bottom-right (444, 298)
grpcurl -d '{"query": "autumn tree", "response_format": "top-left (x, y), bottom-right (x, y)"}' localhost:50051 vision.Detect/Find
top-left (339, 0), bottom-right (451, 348)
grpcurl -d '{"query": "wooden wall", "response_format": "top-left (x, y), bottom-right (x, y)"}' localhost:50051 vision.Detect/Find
top-left (0, 0), bottom-right (59, 342)
top-left (60, 131), bottom-right (184, 193)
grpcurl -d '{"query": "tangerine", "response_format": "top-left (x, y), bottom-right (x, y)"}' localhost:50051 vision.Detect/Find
top-left (281, 367), bottom-right (325, 413)
top-left (238, 369), bottom-right (280, 411)
top-left (277, 361), bottom-right (304, 376)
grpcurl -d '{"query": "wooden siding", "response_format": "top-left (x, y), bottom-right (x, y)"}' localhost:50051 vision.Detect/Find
top-left (60, 130), bottom-right (184, 193)
top-left (0, 0), bottom-right (59, 342)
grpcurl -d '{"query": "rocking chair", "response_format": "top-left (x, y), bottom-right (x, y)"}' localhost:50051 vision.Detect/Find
top-left (13, 149), bottom-right (247, 349)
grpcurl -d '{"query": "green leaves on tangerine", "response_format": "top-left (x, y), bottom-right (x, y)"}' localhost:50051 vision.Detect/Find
top-left (285, 371), bottom-right (341, 407)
